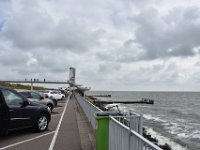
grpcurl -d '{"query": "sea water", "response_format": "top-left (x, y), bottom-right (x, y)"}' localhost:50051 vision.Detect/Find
top-left (86, 91), bottom-right (200, 150)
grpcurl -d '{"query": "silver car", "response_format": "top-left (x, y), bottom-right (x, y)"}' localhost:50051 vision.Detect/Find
top-left (19, 91), bottom-right (55, 111)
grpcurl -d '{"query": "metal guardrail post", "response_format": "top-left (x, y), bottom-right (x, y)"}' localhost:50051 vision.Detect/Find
top-left (128, 122), bottom-right (132, 150)
top-left (139, 114), bottom-right (143, 150)
top-left (139, 114), bottom-right (143, 135)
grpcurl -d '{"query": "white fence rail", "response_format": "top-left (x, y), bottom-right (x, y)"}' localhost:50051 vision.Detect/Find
top-left (109, 117), bottom-right (162, 150)
top-left (75, 94), bottom-right (162, 150)
top-left (75, 94), bottom-right (102, 129)
top-left (114, 114), bottom-right (143, 135)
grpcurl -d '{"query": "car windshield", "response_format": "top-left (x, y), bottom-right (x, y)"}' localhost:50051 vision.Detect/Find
top-left (51, 91), bottom-right (57, 94)
top-left (54, 91), bottom-right (61, 94)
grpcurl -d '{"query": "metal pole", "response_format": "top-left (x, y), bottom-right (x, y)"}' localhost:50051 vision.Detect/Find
top-left (139, 114), bottom-right (143, 135)
top-left (139, 114), bottom-right (143, 150)
top-left (31, 78), bottom-right (33, 91)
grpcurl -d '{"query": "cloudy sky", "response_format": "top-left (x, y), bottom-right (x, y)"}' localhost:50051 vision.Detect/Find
top-left (1, 0), bottom-right (200, 91)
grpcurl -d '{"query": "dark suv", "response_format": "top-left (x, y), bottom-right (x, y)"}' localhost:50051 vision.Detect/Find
top-left (0, 86), bottom-right (51, 135)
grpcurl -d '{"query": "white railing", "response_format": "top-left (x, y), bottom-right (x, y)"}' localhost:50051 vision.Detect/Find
top-left (109, 117), bottom-right (162, 150)
top-left (75, 94), bottom-right (102, 129)
top-left (113, 114), bottom-right (143, 135)
top-left (75, 94), bottom-right (162, 150)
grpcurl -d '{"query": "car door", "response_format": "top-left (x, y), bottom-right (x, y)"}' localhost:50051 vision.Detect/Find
top-left (51, 91), bottom-right (60, 99)
top-left (1, 89), bottom-right (32, 130)
top-left (0, 90), bottom-right (9, 134)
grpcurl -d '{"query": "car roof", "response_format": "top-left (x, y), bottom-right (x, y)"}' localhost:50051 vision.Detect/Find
top-left (16, 89), bottom-right (30, 92)
top-left (0, 85), bottom-right (15, 91)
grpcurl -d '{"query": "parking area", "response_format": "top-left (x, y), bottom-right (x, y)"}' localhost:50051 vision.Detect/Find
top-left (0, 98), bottom-right (68, 150)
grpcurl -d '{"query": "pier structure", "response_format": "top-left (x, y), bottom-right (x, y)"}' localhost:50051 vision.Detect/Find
top-left (0, 67), bottom-right (90, 91)
top-left (0, 80), bottom-right (69, 90)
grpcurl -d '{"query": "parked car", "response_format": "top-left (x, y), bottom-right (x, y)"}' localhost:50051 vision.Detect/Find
top-left (54, 90), bottom-right (65, 99)
top-left (38, 91), bottom-right (57, 107)
top-left (0, 86), bottom-right (51, 135)
top-left (44, 90), bottom-right (65, 100)
top-left (19, 91), bottom-right (55, 111)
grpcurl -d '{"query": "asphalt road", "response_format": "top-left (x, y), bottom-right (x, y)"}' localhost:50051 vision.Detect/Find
top-left (0, 97), bottom-right (80, 150)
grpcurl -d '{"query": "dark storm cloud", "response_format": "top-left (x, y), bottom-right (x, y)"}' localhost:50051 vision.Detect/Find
top-left (1, 6), bottom-right (100, 53)
top-left (0, 42), bottom-right (29, 66)
top-left (96, 39), bottom-right (144, 63)
top-left (96, 5), bottom-right (200, 64)
top-left (96, 51), bottom-right (115, 62)
top-left (98, 63), bottom-right (121, 73)
top-left (0, 53), bottom-right (28, 66)
top-left (33, 50), bottom-right (70, 73)
top-left (129, 6), bottom-right (200, 60)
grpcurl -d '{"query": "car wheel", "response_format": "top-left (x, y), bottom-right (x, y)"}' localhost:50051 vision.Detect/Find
top-left (47, 104), bottom-right (53, 111)
top-left (35, 114), bottom-right (49, 132)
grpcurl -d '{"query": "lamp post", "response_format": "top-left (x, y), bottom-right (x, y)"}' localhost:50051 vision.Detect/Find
top-left (31, 78), bottom-right (33, 91)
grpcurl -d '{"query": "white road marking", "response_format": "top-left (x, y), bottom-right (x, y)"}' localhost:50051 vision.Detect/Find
top-left (48, 96), bottom-right (70, 150)
top-left (0, 131), bottom-right (55, 150)
top-left (53, 107), bottom-right (63, 109)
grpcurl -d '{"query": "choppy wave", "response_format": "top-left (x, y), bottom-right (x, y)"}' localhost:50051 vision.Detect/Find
top-left (146, 128), bottom-right (187, 150)
top-left (88, 91), bottom-right (200, 149)
top-left (143, 114), bottom-right (166, 123)
top-left (117, 104), bottom-right (200, 140)
top-left (143, 113), bottom-right (200, 140)
top-left (164, 121), bottom-right (200, 139)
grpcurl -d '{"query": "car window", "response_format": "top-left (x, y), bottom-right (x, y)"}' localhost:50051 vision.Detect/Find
top-left (31, 92), bottom-right (41, 99)
top-left (20, 92), bottom-right (30, 98)
top-left (38, 92), bottom-right (45, 98)
top-left (2, 89), bottom-right (24, 106)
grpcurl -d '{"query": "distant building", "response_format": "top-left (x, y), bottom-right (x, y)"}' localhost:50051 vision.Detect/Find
top-left (69, 67), bottom-right (76, 85)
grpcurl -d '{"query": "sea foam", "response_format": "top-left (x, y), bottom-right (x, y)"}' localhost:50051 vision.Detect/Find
top-left (146, 127), bottom-right (187, 150)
